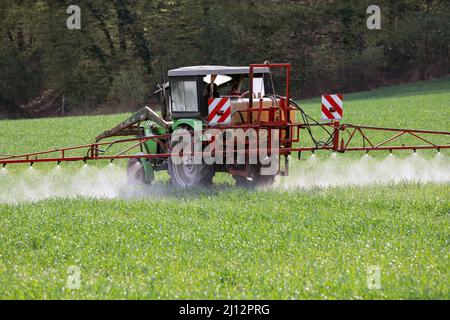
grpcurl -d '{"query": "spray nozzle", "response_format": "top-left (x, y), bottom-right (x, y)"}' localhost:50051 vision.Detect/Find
top-left (2, 163), bottom-right (5, 168)
top-left (389, 149), bottom-right (392, 154)
top-left (30, 162), bottom-right (34, 167)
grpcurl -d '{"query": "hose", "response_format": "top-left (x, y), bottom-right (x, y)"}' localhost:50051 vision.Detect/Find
top-left (289, 99), bottom-right (334, 148)
top-left (264, 94), bottom-right (334, 148)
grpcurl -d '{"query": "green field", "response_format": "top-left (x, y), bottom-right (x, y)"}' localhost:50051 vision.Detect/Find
top-left (0, 78), bottom-right (449, 299)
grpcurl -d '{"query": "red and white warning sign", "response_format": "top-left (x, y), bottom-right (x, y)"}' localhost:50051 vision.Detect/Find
top-left (321, 94), bottom-right (343, 120)
top-left (208, 97), bottom-right (231, 125)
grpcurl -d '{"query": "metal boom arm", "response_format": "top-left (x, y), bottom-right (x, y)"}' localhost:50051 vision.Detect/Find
top-left (95, 107), bottom-right (170, 142)
top-left (0, 123), bottom-right (448, 167)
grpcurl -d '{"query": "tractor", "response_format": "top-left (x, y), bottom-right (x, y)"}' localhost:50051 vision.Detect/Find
top-left (95, 64), bottom-right (296, 188)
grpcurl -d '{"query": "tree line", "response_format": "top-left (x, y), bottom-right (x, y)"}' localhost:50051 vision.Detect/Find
top-left (0, 0), bottom-right (449, 117)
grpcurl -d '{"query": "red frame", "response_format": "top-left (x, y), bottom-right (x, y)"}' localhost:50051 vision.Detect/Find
top-left (1, 125), bottom-right (448, 166)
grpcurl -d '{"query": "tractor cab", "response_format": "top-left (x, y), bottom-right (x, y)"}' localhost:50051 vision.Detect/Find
top-left (166, 65), bottom-right (273, 122)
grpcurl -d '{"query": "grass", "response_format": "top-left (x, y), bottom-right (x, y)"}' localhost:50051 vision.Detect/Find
top-left (0, 77), bottom-right (449, 299)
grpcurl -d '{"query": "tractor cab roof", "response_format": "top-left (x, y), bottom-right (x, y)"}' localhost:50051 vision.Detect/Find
top-left (168, 65), bottom-right (270, 77)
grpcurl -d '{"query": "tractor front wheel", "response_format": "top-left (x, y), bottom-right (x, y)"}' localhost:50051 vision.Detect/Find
top-left (126, 158), bottom-right (146, 185)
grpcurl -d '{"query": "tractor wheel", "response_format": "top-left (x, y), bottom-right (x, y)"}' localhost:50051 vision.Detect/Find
top-left (126, 158), bottom-right (146, 185)
top-left (168, 128), bottom-right (214, 188)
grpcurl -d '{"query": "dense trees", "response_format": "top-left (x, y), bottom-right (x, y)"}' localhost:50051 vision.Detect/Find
top-left (0, 0), bottom-right (449, 117)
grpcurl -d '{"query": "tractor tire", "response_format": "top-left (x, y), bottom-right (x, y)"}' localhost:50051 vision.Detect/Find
top-left (168, 128), bottom-right (214, 188)
top-left (126, 158), bottom-right (146, 185)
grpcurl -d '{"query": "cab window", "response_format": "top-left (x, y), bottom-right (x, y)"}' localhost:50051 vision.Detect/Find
top-left (171, 80), bottom-right (198, 112)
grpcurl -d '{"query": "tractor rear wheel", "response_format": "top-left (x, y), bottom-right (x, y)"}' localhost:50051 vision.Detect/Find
top-left (126, 158), bottom-right (146, 185)
top-left (168, 128), bottom-right (214, 188)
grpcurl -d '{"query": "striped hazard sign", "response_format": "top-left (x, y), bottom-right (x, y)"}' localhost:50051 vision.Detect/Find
top-left (208, 97), bottom-right (231, 125)
top-left (321, 94), bottom-right (343, 120)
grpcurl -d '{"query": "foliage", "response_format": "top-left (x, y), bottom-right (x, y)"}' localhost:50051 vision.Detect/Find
top-left (0, 184), bottom-right (448, 299)
top-left (108, 66), bottom-right (148, 108)
top-left (0, 0), bottom-right (449, 114)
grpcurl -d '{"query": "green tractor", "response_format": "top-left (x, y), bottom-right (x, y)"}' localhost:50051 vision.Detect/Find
top-left (95, 64), bottom-right (294, 188)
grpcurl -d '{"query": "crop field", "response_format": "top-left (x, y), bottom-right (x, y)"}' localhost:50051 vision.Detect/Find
top-left (0, 78), bottom-right (449, 299)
